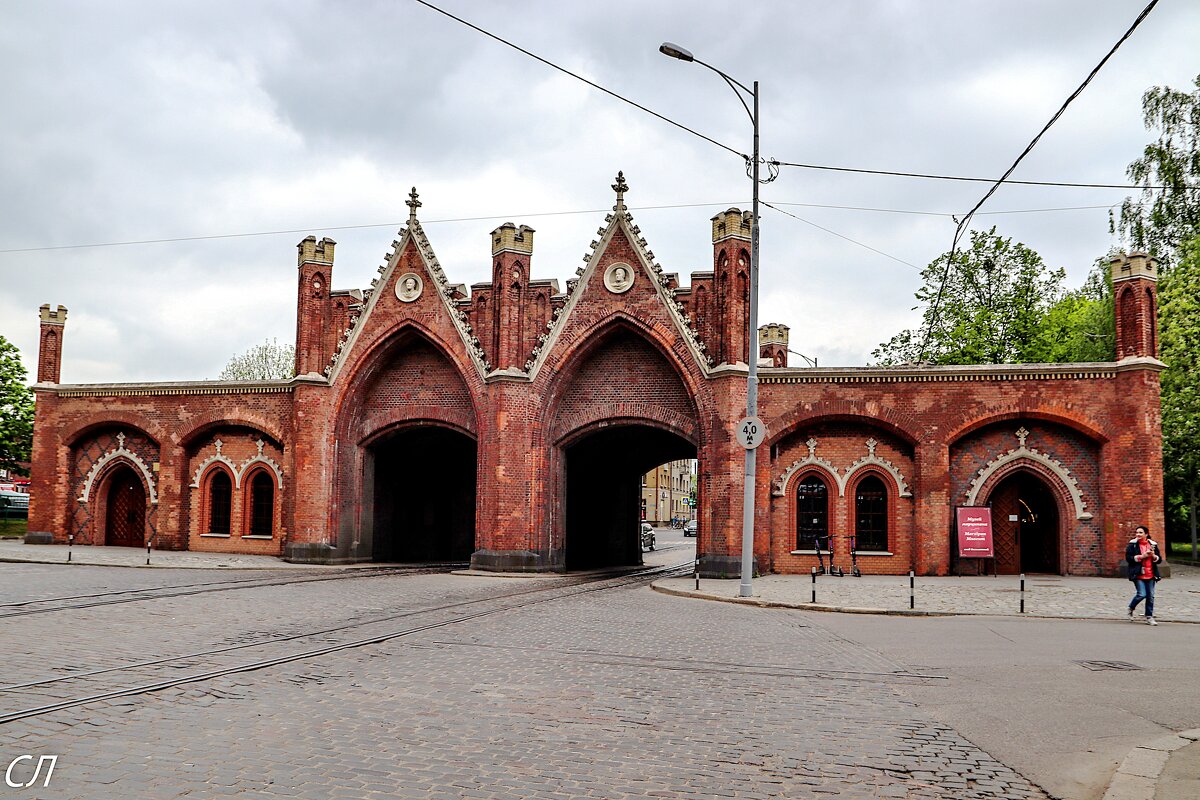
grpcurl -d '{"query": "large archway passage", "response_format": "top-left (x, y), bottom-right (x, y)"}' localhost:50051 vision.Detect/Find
top-left (369, 426), bottom-right (476, 563)
top-left (103, 465), bottom-right (146, 547)
top-left (563, 424), bottom-right (695, 571)
top-left (988, 471), bottom-right (1061, 574)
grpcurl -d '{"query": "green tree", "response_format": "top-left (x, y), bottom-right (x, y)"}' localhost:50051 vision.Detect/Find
top-left (1028, 262), bottom-right (1114, 363)
top-left (0, 336), bottom-right (34, 475)
top-left (873, 228), bottom-right (1066, 365)
top-left (1115, 74), bottom-right (1200, 266)
top-left (219, 338), bottom-right (295, 381)
top-left (1159, 235), bottom-right (1200, 557)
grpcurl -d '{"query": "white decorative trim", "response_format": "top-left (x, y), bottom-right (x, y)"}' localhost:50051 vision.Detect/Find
top-left (324, 188), bottom-right (492, 382)
top-left (523, 172), bottom-right (714, 377)
top-left (190, 438), bottom-right (283, 490)
top-left (966, 427), bottom-right (1092, 520)
top-left (78, 432), bottom-right (159, 505)
top-left (843, 438), bottom-right (912, 498)
top-left (239, 439), bottom-right (284, 490)
top-left (189, 438), bottom-right (238, 488)
top-left (772, 438), bottom-right (839, 496)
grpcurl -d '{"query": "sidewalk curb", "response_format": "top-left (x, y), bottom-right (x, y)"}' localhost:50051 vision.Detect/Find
top-left (0, 556), bottom-right (329, 571)
top-left (1102, 729), bottom-right (1200, 800)
top-left (650, 581), bottom-right (1199, 623)
top-left (651, 582), bottom-right (952, 616)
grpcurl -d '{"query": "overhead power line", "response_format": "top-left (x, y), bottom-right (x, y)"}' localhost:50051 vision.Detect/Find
top-left (0, 199), bottom-right (1134, 256)
top-left (410, 0), bottom-right (743, 160)
top-left (776, 161), bottom-right (1188, 192)
top-left (0, 203), bottom-right (737, 255)
top-left (919, 0), bottom-right (1159, 359)
top-left (762, 201), bottom-right (922, 271)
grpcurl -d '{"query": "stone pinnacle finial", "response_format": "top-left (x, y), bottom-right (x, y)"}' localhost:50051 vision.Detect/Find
top-left (406, 187), bottom-right (422, 223)
top-left (612, 171), bottom-right (628, 210)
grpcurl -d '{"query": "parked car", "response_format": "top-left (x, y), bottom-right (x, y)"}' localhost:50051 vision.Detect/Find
top-left (640, 522), bottom-right (655, 551)
top-left (0, 490), bottom-right (30, 520)
top-left (683, 519), bottom-right (697, 537)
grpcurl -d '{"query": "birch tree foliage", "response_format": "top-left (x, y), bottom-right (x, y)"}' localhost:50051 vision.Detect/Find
top-left (218, 338), bottom-right (295, 381)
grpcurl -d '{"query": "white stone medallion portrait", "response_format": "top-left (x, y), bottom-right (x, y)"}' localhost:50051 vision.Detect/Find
top-left (603, 262), bottom-right (635, 294)
top-left (395, 272), bottom-right (424, 303)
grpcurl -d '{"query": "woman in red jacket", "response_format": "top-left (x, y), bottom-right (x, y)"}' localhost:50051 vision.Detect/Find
top-left (1125, 525), bottom-right (1162, 625)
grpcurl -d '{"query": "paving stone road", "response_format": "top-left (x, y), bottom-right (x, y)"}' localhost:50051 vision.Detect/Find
top-left (0, 561), bottom-right (1052, 799)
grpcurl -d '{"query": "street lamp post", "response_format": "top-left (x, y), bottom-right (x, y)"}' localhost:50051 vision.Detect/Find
top-left (660, 42), bottom-right (762, 597)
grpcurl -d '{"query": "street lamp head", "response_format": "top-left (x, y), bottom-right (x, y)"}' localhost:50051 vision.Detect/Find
top-left (658, 42), bottom-right (694, 62)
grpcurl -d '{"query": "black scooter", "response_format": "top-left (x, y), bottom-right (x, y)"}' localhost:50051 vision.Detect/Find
top-left (818, 535), bottom-right (844, 577)
top-left (849, 535), bottom-right (862, 577)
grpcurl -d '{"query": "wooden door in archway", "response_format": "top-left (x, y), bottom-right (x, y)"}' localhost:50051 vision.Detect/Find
top-left (105, 467), bottom-right (145, 547)
top-left (988, 471), bottom-right (1061, 575)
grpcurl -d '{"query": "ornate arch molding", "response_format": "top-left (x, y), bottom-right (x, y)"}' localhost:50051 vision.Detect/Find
top-left (357, 404), bottom-right (478, 442)
top-left (190, 439), bottom-right (283, 490)
top-left (63, 415), bottom-right (164, 449)
top-left (772, 438), bottom-right (838, 496)
top-left (843, 438), bottom-right (912, 498)
top-left (947, 409), bottom-right (1108, 446)
top-left (966, 427), bottom-right (1091, 520)
top-left (765, 405), bottom-right (923, 450)
top-left (772, 438), bottom-right (912, 498)
top-left (540, 314), bottom-right (711, 410)
top-left (336, 323), bottom-right (482, 436)
top-left (554, 405), bottom-right (699, 449)
top-left (178, 414), bottom-right (285, 450)
top-left (359, 418), bottom-right (478, 449)
top-left (78, 433), bottom-right (159, 505)
top-left (543, 317), bottom-right (706, 449)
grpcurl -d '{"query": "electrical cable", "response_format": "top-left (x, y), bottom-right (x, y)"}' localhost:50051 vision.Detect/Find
top-left (409, 0), bottom-right (743, 160)
top-left (918, 0), bottom-right (1159, 359)
top-left (0, 197), bottom-right (1139, 256)
top-left (776, 161), bottom-right (1189, 192)
top-left (0, 202), bottom-right (739, 255)
top-left (761, 200), bottom-right (922, 271)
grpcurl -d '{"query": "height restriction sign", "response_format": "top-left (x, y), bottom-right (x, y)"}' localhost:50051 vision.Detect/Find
top-left (736, 416), bottom-right (767, 450)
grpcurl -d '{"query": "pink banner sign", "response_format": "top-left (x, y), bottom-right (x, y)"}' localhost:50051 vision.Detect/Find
top-left (956, 507), bottom-right (994, 558)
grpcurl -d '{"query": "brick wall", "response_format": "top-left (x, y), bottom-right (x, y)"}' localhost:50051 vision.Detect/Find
top-left (28, 196), bottom-right (1164, 577)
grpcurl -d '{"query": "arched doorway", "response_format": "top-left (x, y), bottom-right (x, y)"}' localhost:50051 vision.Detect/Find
top-left (368, 425), bottom-right (476, 563)
top-left (104, 465), bottom-right (146, 547)
top-left (988, 471), bottom-right (1061, 574)
top-left (563, 424), bottom-right (695, 571)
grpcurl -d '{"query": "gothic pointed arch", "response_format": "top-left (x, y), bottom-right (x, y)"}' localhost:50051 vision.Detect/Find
top-left (544, 317), bottom-right (702, 446)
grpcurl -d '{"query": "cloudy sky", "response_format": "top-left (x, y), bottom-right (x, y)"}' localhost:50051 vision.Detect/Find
top-left (2, 0), bottom-right (1197, 383)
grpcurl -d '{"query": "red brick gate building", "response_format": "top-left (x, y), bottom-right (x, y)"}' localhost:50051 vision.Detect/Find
top-left (26, 176), bottom-right (1164, 576)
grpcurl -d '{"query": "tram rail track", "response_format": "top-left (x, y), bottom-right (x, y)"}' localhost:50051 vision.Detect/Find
top-left (0, 563), bottom-right (467, 619)
top-left (0, 562), bottom-right (692, 727)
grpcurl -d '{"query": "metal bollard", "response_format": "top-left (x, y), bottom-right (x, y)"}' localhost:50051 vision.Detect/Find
top-left (67, 533), bottom-right (73, 563)
top-left (811, 566), bottom-right (817, 604)
top-left (1020, 573), bottom-right (1025, 613)
top-left (146, 537), bottom-right (152, 566)
top-left (695, 559), bottom-right (700, 591)
top-left (909, 570), bottom-right (915, 610)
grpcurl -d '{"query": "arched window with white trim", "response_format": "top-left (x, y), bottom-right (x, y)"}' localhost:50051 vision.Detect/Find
top-left (208, 470), bottom-right (232, 535)
top-left (854, 474), bottom-right (888, 552)
top-left (247, 470), bottom-right (274, 537)
top-left (795, 474), bottom-right (829, 550)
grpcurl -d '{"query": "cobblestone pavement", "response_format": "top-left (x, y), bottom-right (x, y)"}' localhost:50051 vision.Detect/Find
top-left (0, 540), bottom-right (326, 570)
top-left (655, 563), bottom-right (1200, 623)
top-left (0, 562), bottom-right (1052, 799)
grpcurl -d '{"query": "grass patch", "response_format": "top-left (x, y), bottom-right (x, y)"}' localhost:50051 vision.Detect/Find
top-left (0, 518), bottom-right (27, 539)
top-left (1169, 540), bottom-right (1199, 559)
